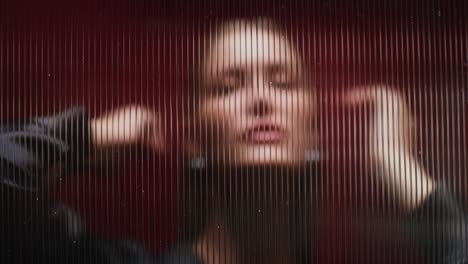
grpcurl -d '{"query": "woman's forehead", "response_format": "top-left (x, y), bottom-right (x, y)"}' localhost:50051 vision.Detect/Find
top-left (202, 26), bottom-right (300, 74)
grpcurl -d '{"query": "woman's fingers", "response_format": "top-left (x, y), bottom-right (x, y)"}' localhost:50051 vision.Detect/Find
top-left (341, 87), bottom-right (378, 106)
top-left (338, 85), bottom-right (416, 181)
top-left (91, 105), bottom-right (165, 153)
top-left (343, 85), bottom-right (414, 153)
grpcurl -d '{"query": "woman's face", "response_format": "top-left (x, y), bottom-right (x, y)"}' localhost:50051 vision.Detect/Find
top-left (194, 22), bottom-right (318, 167)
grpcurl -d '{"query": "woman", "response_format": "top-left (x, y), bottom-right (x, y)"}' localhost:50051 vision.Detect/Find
top-left (1, 18), bottom-right (466, 263)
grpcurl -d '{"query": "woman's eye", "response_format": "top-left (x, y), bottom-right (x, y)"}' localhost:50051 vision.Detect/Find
top-left (217, 84), bottom-right (237, 95)
top-left (270, 77), bottom-right (295, 90)
top-left (270, 80), bottom-right (292, 89)
top-left (269, 69), bottom-right (295, 89)
top-left (214, 73), bottom-right (244, 96)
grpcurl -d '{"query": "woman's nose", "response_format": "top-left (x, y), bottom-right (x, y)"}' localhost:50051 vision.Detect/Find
top-left (246, 76), bottom-right (275, 118)
top-left (247, 96), bottom-right (274, 118)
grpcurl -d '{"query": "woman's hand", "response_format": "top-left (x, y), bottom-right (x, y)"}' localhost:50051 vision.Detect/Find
top-left (90, 105), bottom-right (165, 152)
top-left (344, 85), bottom-right (434, 211)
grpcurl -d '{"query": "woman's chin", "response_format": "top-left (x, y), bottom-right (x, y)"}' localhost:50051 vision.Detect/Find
top-left (225, 149), bottom-right (307, 168)
top-left (200, 145), bottom-right (319, 168)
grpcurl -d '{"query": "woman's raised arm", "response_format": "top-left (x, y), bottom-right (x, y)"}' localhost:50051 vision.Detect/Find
top-left (344, 86), bottom-right (467, 263)
top-left (0, 107), bottom-right (92, 192)
top-left (0, 105), bottom-right (164, 192)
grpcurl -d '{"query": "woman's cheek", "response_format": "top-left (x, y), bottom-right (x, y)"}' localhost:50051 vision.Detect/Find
top-left (199, 102), bottom-right (235, 148)
top-left (289, 91), bottom-right (316, 147)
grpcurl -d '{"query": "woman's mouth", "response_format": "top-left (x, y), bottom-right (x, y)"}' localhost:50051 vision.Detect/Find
top-left (241, 123), bottom-right (286, 144)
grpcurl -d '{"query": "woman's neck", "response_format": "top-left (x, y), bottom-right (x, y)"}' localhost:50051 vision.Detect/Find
top-left (194, 205), bottom-right (302, 264)
top-left (187, 165), bottom-right (315, 264)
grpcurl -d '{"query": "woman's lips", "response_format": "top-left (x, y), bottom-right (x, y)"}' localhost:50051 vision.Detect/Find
top-left (241, 124), bottom-right (286, 144)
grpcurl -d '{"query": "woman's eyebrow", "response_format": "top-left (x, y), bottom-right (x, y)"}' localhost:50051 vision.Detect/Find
top-left (267, 64), bottom-right (289, 74)
top-left (214, 63), bottom-right (291, 78)
top-left (219, 68), bottom-right (244, 78)
top-left (205, 68), bottom-right (245, 86)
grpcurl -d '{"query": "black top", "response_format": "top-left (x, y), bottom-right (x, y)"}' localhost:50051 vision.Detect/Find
top-left (0, 108), bottom-right (466, 263)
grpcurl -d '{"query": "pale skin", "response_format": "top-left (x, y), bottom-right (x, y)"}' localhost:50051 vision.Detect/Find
top-left (90, 19), bottom-right (433, 263)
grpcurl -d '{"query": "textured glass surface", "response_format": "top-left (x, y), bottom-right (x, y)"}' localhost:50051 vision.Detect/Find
top-left (1, 1), bottom-right (467, 263)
